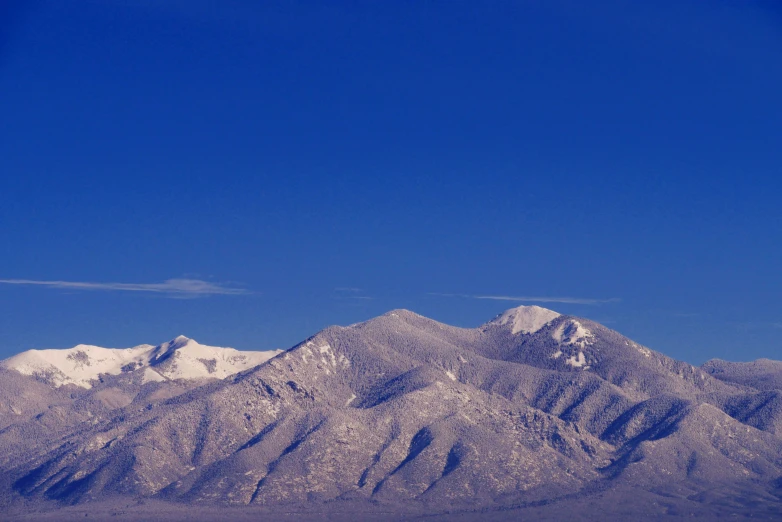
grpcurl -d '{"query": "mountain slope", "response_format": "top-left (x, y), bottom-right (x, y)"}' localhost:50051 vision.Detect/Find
top-left (703, 358), bottom-right (782, 391)
top-left (1, 306), bottom-right (781, 519)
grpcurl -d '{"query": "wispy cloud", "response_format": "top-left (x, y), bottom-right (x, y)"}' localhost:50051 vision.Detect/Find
top-left (334, 287), bottom-right (373, 300)
top-left (731, 321), bottom-right (782, 331)
top-left (0, 278), bottom-right (249, 297)
top-left (429, 293), bottom-right (620, 305)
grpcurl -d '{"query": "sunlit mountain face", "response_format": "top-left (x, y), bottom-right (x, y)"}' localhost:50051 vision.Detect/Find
top-left (1, 307), bottom-right (781, 520)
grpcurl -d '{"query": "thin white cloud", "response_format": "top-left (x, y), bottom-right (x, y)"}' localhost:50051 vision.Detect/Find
top-left (334, 287), bottom-right (373, 300)
top-left (429, 293), bottom-right (619, 305)
top-left (0, 278), bottom-right (249, 297)
top-left (334, 287), bottom-right (364, 293)
top-left (732, 321), bottom-right (782, 331)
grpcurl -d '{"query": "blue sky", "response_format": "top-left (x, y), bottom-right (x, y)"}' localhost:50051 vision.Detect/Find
top-left (1, 1), bottom-right (781, 364)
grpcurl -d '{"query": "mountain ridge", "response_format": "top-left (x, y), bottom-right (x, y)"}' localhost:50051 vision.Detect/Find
top-left (0, 336), bottom-right (282, 388)
top-left (1, 305), bottom-right (781, 520)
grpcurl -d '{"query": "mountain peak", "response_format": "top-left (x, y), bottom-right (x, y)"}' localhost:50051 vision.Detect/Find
top-left (151, 336), bottom-right (198, 359)
top-left (384, 309), bottom-right (420, 318)
top-left (487, 305), bottom-right (561, 334)
top-left (169, 335), bottom-right (194, 347)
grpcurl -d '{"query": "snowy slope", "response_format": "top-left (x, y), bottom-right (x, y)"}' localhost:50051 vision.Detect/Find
top-left (146, 336), bottom-right (282, 381)
top-left (0, 336), bottom-right (281, 388)
top-left (1, 306), bottom-right (781, 519)
top-left (487, 305), bottom-right (560, 334)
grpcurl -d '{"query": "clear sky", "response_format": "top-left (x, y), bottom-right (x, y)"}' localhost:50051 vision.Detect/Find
top-left (1, 1), bottom-right (781, 364)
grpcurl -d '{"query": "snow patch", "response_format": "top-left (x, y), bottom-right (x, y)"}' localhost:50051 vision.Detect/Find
top-left (445, 370), bottom-right (456, 381)
top-left (489, 306), bottom-right (560, 335)
top-left (141, 368), bottom-right (166, 384)
top-left (552, 320), bottom-right (594, 348)
top-left (566, 352), bottom-right (587, 368)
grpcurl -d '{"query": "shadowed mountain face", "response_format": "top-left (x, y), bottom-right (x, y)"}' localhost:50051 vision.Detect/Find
top-left (1, 307), bottom-right (781, 520)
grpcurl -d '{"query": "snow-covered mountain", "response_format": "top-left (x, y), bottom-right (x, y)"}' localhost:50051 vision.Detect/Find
top-left (703, 358), bottom-right (782, 391)
top-left (0, 336), bottom-right (281, 388)
top-left (487, 304), bottom-right (561, 334)
top-left (1, 306), bottom-right (781, 521)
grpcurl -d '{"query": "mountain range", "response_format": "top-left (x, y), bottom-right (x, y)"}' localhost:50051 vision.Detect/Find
top-left (1, 306), bottom-right (781, 521)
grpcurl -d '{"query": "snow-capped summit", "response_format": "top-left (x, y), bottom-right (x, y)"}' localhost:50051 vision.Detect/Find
top-left (171, 335), bottom-right (192, 347)
top-left (0, 336), bottom-right (281, 388)
top-left (146, 336), bottom-right (281, 381)
top-left (487, 305), bottom-right (561, 334)
top-left (0, 343), bottom-right (153, 388)
top-left (149, 335), bottom-right (196, 362)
